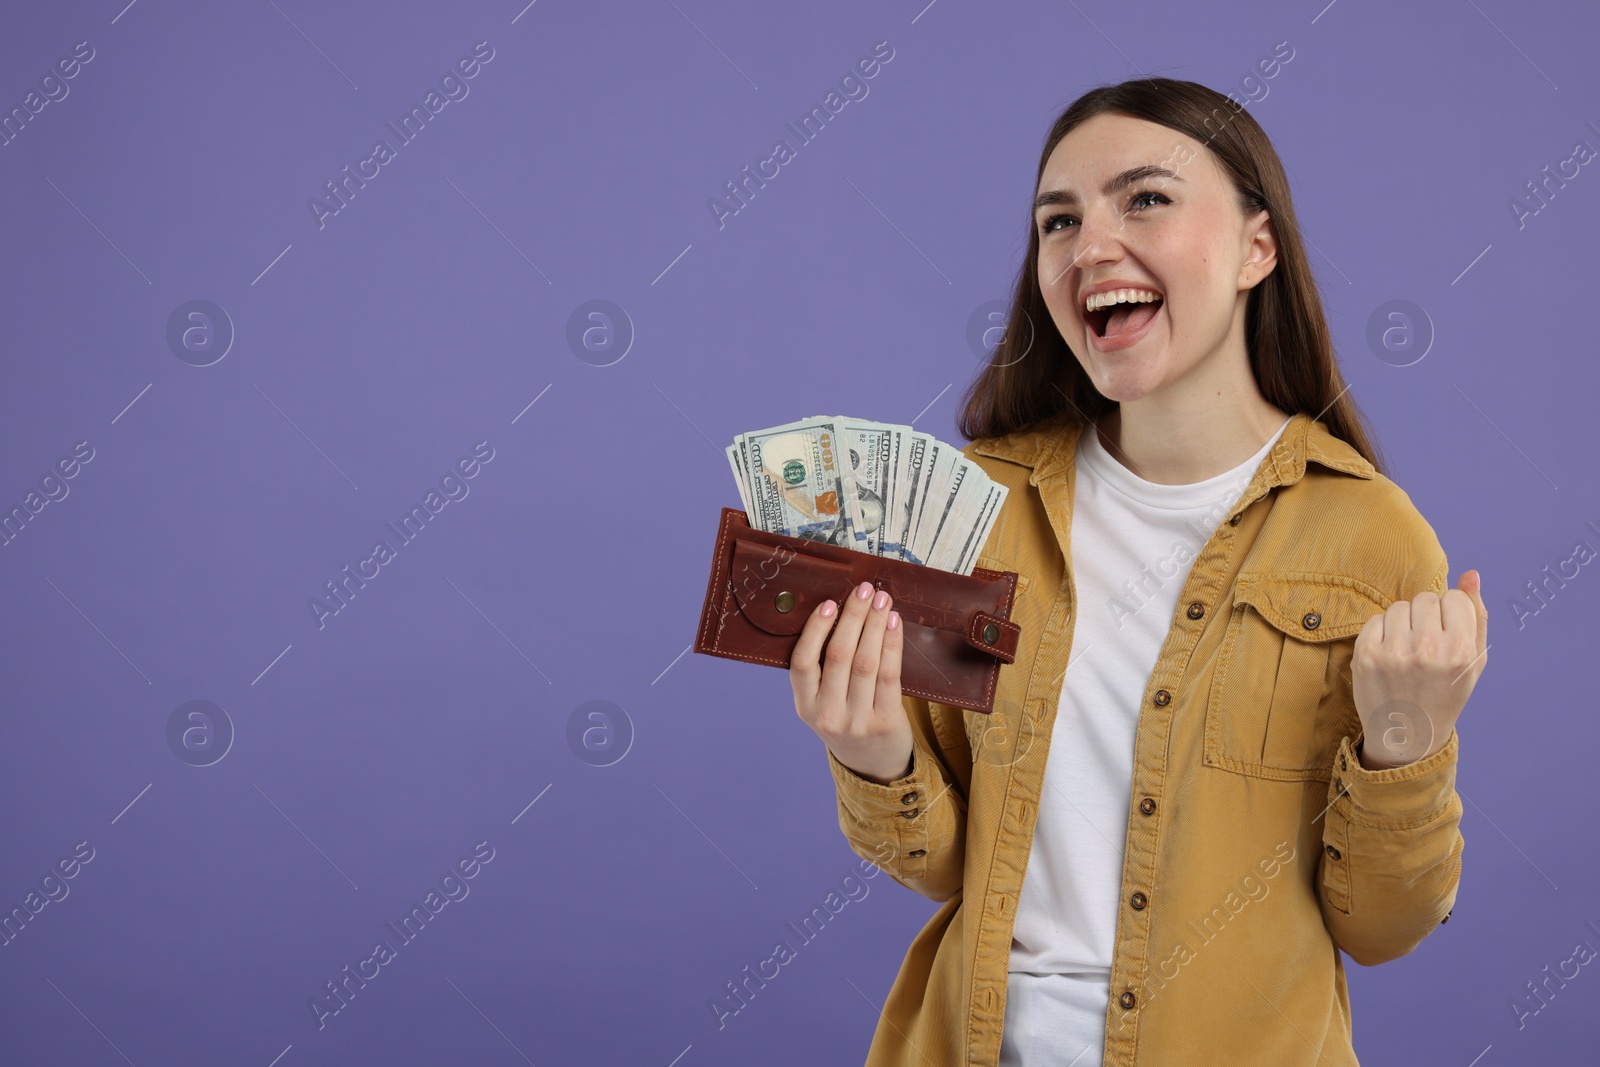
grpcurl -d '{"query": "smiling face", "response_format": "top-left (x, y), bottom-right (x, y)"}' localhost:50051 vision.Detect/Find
top-left (1033, 111), bottom-right (1276, 407)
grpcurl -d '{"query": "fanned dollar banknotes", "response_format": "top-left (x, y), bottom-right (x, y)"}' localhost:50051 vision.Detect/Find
top-left (725, 415), bottom-right (1008, 576)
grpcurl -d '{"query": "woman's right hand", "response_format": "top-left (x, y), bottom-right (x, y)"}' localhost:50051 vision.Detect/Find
top-left (790, 579), bottom-right (913, 786)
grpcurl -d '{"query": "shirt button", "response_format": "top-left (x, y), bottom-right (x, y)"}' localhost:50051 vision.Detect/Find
top-left (1139, 797), bottom-right (1157, 816)
top-left (1130, 891), bottom-right (1148, 910)
top-left (1119, 991), bottom-right (1137, 1010)
top-left (899, 807), bottom-right (919, 819)
top-left (1186, 602), bottom-right (1204, 620)
top-left (1229, 513), bottom-right (1242, 525)
top-left (1153, 690), bottom-right (1170, 706)
top-left (1302, 611), bottom-right (1321, 630)
top-left (909, 849), bottom-right (926, 858)
top-left (1325, 844), bottom-right (1341, 861)
top-left (1440, 909), bottom-right (1452, 924)
top-left (901, 792), bottom-right (918, 805)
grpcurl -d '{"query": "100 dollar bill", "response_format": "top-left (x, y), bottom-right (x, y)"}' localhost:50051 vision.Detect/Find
top-left (728, 415), bottom-right (1008, 575)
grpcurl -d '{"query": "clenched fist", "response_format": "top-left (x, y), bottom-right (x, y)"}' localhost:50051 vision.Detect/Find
top-left (1352, 568), bottom-right (1490, 770)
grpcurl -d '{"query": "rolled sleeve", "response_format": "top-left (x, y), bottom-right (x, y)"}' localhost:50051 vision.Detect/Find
top-left (1318, 728), bottom-right (1464, 966)
top-left (827, 702), bottom-right (967, 902)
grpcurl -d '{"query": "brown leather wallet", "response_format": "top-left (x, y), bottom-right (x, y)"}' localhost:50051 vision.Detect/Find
top-left (693, 507), bottom-right (1022, 714)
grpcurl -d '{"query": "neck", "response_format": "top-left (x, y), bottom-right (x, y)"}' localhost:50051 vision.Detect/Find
top-left (1095, 398), bottom-right (1291, 485)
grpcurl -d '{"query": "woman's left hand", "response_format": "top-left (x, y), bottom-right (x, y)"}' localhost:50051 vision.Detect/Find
top-left (1350, 569), bottom-right (1490, 770)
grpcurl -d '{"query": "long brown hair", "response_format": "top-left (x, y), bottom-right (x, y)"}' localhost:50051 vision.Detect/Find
top-left (956, 76), bottom-right (1388, 477)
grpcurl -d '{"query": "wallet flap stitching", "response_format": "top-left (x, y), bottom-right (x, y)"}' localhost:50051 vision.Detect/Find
top-left (727, 537), bottom-right (853, 637)
top-left (966, 610), bottom-right (1019, 662)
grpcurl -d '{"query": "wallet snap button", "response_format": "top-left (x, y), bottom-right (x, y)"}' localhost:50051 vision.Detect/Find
top-left (983, 622), bottom-right (999, 645)
top-left (774, 590), bottom-right (796, 613)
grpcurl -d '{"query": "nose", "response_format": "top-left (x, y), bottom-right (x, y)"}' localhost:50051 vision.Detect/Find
top-left (1062, 206), bottom-right (1139, 302)
top-left (1043, 204), bottom-right (1126, 294)
top-left (1074, 201), bottom-right (1130, 266)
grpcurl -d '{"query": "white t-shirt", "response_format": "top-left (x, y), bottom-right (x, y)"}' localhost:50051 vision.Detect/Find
top-left (998, 414), bottom-right (1293, 1067)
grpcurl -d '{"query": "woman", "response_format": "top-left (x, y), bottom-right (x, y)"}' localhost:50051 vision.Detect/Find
top-left (789, 77), bottom-right (1489, 1067)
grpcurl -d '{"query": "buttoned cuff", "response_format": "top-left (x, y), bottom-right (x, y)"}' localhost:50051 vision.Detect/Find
top-left (828, 729), bottom-right (941, 832)
top-left (1321, 728), bottom-right (1462, 919)
top-left (1329, 729), bottom-right (1459, 830)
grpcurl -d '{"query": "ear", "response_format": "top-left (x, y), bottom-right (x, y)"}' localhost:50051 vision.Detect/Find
top-left (1240, 209), bottom-right (1277, 289)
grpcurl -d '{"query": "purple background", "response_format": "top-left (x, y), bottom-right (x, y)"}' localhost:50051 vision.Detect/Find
top-left (1, 1), bottom-right (1596, 1064)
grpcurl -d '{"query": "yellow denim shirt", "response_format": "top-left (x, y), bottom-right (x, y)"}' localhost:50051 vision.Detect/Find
top-left (827, 411), bottom-right (1463, 1066)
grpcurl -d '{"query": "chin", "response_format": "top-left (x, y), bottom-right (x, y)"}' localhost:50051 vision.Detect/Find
top-left (1097, 385), bottom-right (1159, 405)
top-left (1086, 360), bottom-right (1166, 403)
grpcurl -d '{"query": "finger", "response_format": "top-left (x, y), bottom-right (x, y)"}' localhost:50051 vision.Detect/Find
top-left (817, 580), bottom-right (878, 711)
top-left (1357, 609), bottom-right (1384, 646)
top-left (789, 597), bottom-right (839, 706)
top-left (1410, 588), bottom-right (1443, 639)
top-left (876, 607), bottom-right (905, 712)
top-left (1353, 612), bottom-right (1384, 673)
top-left (1384, 596), bottom-right (1412, 642)
top-left (1462, 568), bottom-right (1490, 654)
top-left (847, 587), bottom-right (893, 718)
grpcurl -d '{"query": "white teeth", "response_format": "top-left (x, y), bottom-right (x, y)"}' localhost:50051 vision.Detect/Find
top-left (1084, 288), bottom-right (1163, 313)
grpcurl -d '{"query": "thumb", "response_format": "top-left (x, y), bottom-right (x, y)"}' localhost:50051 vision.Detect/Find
top-left (1459, 568), bottom-right (1489, 652)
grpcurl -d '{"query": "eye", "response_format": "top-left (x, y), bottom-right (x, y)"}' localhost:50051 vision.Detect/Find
top-left (1039, 213), bottom-right (1071, 235)
top-left (1037, 189), bottom-right (1171, 236)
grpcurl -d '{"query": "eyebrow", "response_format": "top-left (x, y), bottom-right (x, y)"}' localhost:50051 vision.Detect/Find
top-left (1033, 164), bottom-right (1186, 212)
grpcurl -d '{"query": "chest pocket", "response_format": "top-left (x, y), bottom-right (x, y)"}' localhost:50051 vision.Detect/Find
top-left (1204, 571), bottom-right (1386, 781)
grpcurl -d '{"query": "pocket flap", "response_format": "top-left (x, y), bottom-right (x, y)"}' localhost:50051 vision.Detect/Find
top-left (1233, 571), bottom-right (1387, 643)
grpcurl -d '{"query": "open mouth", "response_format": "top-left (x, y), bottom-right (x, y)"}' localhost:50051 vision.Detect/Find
top-left (1087, 296), bottom-right (1164, 340)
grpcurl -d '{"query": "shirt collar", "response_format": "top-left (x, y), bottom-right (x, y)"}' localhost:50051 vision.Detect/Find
top-left (970, 410), bottom-right (1375, 491)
